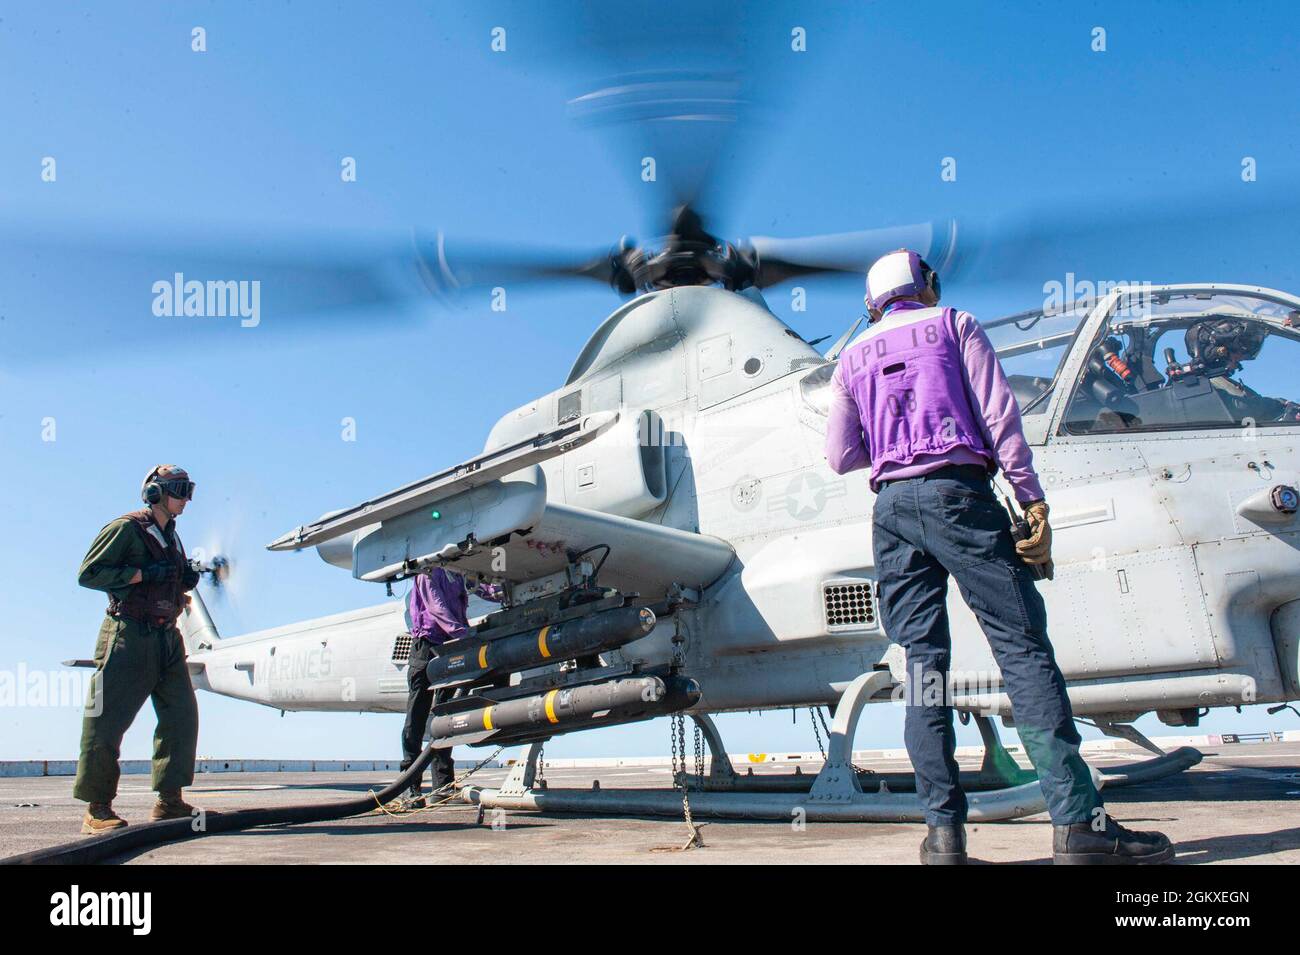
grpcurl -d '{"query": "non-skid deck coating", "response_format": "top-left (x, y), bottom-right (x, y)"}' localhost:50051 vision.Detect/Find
top-left (3, 742), bottom-right (1298, 864)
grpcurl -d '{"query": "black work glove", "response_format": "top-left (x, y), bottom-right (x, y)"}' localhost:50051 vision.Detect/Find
top-left (140, 561), bottom-right (180, 584)
top-left (180, 567), bottom-right (201, 592)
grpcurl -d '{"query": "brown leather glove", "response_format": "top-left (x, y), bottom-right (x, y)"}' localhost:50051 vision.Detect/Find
top-left (1016, 500), bottom-right (1053, 578)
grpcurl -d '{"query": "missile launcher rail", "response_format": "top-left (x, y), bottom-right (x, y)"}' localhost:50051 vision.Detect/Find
top-left (471, 588), bottom-right (625, 643)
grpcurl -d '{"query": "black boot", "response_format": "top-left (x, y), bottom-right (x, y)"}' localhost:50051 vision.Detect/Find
top-left (920, 824), bottom-right (968, 865)
top-left (1054, 816), bottom-right (1174, 865)
top-left (404, 781), bottom-right (427, 809)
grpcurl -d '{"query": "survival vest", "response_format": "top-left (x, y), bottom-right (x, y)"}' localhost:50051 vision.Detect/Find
top-left (106, 509), bottom-right (190, 625)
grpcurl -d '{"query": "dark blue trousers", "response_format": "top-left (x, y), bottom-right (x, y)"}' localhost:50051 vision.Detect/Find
top-left (872, 465), bottom-right (1101, 827)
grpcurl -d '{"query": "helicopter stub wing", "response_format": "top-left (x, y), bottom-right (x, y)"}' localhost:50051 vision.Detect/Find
top-left (427, 499), bottom-right (737, 597)
top-left (266, 411), bottom-right (620, 552)
top-left (349, 474), bottom-right (737, 598)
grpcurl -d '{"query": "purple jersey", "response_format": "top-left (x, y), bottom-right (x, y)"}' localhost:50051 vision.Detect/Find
top-left (825, 300), bottom-right (1045, 503)
top-left (407, 568), bottom-right (477, 644)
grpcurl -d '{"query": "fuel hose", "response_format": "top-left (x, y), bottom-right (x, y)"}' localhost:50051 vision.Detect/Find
top-left (1, 741), bottom-right (454, 865)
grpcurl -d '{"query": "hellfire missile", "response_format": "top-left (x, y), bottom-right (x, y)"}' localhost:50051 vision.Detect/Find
top-left (425, 605), bottom-right (657, 690)
top-left (428, 674), bottom-right (700, 748)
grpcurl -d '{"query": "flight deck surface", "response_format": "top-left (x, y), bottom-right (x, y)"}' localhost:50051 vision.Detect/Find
top-left (3, 741), bottom-right (1297, 865)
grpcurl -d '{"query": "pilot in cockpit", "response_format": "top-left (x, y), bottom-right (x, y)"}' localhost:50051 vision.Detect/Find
top-left (1069, 315), bottom-right (1300, 434)
top-left (1163, 318), bottom-right (1300, 423)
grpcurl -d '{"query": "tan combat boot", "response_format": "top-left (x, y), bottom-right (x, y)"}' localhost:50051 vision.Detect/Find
top-left (149, 789), bottom-right (198, 821)
top-left (82, 802), bottom-right (128, 835)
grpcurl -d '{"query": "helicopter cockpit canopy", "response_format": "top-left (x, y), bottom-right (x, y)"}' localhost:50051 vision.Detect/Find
top-left (983, 300), bottom-right (1096, 417)
top-left (1063, 290), bottom-right (1300, 434)
top-left (797, 290), bottom-right (1300, 437)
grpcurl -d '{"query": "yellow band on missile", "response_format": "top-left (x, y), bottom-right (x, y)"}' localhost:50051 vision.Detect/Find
top-left (482, 706), bottom-right (494, 731)
top-left (478, 644), bottom-right (488, 669)
top-left (538, 626), bottom-right (551, 659)
top-left (544, 689), bottom-right (560, 724)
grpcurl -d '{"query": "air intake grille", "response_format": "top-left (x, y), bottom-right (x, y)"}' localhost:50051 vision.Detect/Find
top-left (392, 633), bottom-right (413, 662)
top-left (823, 580), bottom-right (877, 630)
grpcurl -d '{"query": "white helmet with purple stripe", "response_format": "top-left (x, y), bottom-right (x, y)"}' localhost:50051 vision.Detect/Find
top-left (865, 248), bottom-right (940, 319)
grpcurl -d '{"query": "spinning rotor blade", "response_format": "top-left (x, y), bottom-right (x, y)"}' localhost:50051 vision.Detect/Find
top-left (409, 230), bottom-right (631, 299)
top-left (0, 220), bottom-right (431, 365)
top-left (746, 182), bottom-right (1300, 292)
top-left (948, 187), bottom-right (1300, 287)
top-left (567, 69), bottom-right (746, 237)
top-left (0, 221), bottom-right (625, 364)
top-left (746, 220), bottom-right (960, 289)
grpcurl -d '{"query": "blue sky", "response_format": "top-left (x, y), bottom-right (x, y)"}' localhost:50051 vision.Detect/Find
top-left (2, 1), bottom-right (1299, 763)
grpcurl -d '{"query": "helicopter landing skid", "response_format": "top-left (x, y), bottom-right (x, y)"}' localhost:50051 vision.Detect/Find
top-left (1082, 719), bottom-right (1204, 787)
top-left (457, 671), bottom-right (1051, 823)
top-left (679, 709), bottom-right (1040, 795)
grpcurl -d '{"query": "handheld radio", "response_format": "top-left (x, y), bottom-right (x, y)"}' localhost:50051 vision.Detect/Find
top-left (1004, 496), bottom-right (1049, 581)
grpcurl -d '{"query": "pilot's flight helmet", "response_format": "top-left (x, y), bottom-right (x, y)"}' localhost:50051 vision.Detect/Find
top-left (865, 249), bottom-right (940, 319)
top-left (1184, 319), bottom-right (1267, 368)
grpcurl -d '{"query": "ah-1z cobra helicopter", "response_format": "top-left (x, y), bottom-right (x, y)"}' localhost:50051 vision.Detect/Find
top-left (169, 171), bottom-right (1300, 818)
top-left (75, 49), bottom-right (1280, 819)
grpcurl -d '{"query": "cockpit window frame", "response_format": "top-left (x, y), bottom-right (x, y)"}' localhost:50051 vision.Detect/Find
top-left (1046, 286), bottom-right (1300, 442)
top-left (986, 298), bottom-right (1098, 421)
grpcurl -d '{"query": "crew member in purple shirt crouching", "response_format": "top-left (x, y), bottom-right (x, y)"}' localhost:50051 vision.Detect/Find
top-left (825, 248), bottom-right (1173, 866)
top-left (400, 567), bottom-right (501, 806)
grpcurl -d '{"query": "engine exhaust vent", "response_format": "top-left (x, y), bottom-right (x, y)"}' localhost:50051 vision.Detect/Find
top-left (392, 633), bottom-right (414, 662)
top-left (823, 579), bottom-right (878, 631)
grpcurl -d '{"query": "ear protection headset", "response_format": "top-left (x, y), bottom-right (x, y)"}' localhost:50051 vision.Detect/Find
top-left (920, 258), bottom-right (941, 300)
top-left (142, 466), bottom-right (165, 505)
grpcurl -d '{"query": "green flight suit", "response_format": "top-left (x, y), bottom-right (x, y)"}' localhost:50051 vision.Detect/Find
top-left (73, 515), bottom-right (199, 804)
